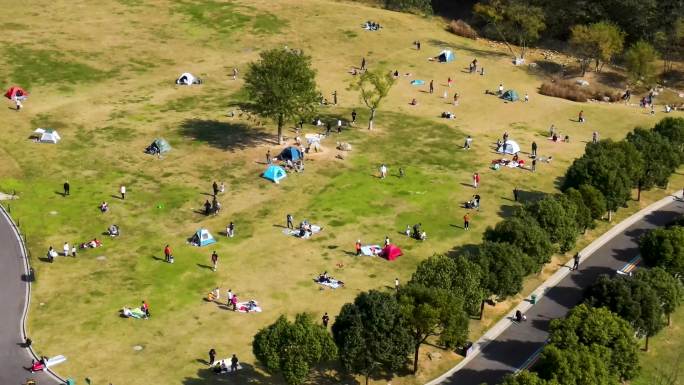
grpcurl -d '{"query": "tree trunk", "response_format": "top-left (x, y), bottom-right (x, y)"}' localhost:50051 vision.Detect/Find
top-left (668, 312), bottom-right (672, 326)
top-left (368, 108), bottom-right (375, 130)
top-left (365, 373), bottom-right (370, 385)
top-left (479, 300), bottom-right (486, 320)
top-left (413, 343), bottom-right (421, 373)
top-left (637, 181), bottom-right (642, 201)
top-left (581, 61), bottom-right (587, 77)
top-left (645, 335), bottom-right (650, 351)
top-left (277, 115), bottom-right (284, 144)
top-left (608, 210), bottom-right (613, 222)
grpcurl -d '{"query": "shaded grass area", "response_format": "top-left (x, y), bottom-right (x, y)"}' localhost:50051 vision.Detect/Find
top-left (631, 305), bottom-right (684, 385)
top-left (5, 46), bottom-right (113, 88)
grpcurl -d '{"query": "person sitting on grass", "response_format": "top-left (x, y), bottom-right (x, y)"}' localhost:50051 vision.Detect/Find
top-left (108, 224), bottom-right (120, 237)
top-left (99, 201), bottom-right (109, 213)
top-left (410, 98), bottom-right (418, 106)
top-left (419, 231), bottom-right (427, 241)
top-left (412, 223), bottom-right (422, 239)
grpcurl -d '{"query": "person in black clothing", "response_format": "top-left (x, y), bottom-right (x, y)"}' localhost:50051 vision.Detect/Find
top-left (230, 354), bottom-right (239, 372)
top-left (63, 181), bottom-right (70, 196)
top-left (531, 141), bottom-right (537, 157)
top-left (572, 253), bottom-right (580, 270)
top-left (332, 90), bottom-right (337, 105)
top-left (286, 214), bottom-right (294, 229)
top-left (429, 80), bottom-right (434, 94)
top-left (208, 348), bottom-right (216, 366)
top-left (212, 181), bottom-right (219, 196)
top-left (412, 223), bottom-right (422, 239)
top-left (515, 310), bottom-right (525, 322)
top-left (322, 312), bottom-right (330, 328)
top-left (361, 57), bottom-right (366, 70)
top-left (298, 118), bottom-right (304, 130)
top-left (204, 200), bottom-right (212, 215)
top-left (513, 187), bottom-right (519, 202)
top-left (326, 122), bottom-right (332, 136)
top-left (351, 110), bottom-right (357, 125)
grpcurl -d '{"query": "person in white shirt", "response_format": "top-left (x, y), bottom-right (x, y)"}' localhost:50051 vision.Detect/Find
top-left (226, 289), bottom-right (233, 306)
top-left (120, 185), bottom-right (126, 200)
top-left (379, 164), bottom-right (387, 179)
top-left (63, 242), bottom-right (70, 257)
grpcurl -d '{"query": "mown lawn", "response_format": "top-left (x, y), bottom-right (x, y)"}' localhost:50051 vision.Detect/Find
top-left (0, 1), bottom-right (680, 384)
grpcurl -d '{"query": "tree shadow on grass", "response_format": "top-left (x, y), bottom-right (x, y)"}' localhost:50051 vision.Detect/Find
top-left (595, 71), bottom-right (627, 89)
top-left (182, 362), bottom-right (276, 385)
top-left (427, 39), bottom-right (509, 60)
top-left (179, 119), bottom-right (276, 151)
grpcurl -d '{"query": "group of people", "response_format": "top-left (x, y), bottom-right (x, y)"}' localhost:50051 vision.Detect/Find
top-left (203, 196), bottom-right (222, 216)
top-left (404, 223), bottom-right (427, 241)
top-left (363, 21), bottom-right (381, 31)
top-left (208, 349), bottom-right (240, 374)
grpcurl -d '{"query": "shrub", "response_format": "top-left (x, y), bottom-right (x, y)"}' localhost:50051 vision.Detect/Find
top-left (448, 19), bottom-right (478, 39)
top-left (539, 80), bottom-right (591, 102)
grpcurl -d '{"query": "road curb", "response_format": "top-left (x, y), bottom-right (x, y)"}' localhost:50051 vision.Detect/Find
top-left (426, 192), bottom-right (681, 385)
top-left (0, 204), bottom-right (64, 384)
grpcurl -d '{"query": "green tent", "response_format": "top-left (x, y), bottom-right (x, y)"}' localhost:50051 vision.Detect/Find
top-left (153, 138), bottom-right (171, 154)
top-left (502, 90), bottom-right (519, 102)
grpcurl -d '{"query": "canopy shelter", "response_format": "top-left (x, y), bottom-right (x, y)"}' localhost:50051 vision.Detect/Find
top-left (497, 140), bottom-right (521, 155)
top-left (190, 228), bottom-right (216, 246)
top-left (501, 90), bottom-right (519, 101)
top-left (263, 165), bottom-right (287, 183)
top-left (5, 86), bottom-right (27, 100)
top-left (31, 128), bottom-right (61, 144)
top-left (436, 50), bottom-right (455, 63)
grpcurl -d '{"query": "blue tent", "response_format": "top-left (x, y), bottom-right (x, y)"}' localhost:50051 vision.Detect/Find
top-left (437, 50), bottom-right (455, 63)
top-left (263, 165), bottom-right (287, 183)
top-left (279, 146), bottom-right (301, 161)
top-left (191, 228), bottom-right (216, 247)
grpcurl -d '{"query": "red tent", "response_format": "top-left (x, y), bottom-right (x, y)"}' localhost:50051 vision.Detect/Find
top-left (381, 244), bottom-right (402, 261)
top-left (4, 86), bottom-right (27, 100)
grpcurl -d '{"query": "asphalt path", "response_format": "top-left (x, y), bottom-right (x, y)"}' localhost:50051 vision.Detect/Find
top-left (438, 198), bottom-right (684, 385)
top-left (0, 206), bottom-right (60, 385)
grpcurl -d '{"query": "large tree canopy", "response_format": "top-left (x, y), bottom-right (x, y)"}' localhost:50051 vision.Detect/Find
top-left (469, 241), bottom-right (530, 300)
top-left (244, 48), bottom-right (320, 144)
top-left (484, 213), bottom-right (555, 271)
top-left (639, 226), bottom-right (684, 276)
top-left (332, 290), bottom-right (412, 385)
top-left (535, 344), bottom-right (617, 385)
top-left (626, 127), bottom-right (680, 199)
top-left (350, 69), bottom-right (395, 130)
top-left (525, 196), bottom-right (580, 252)
top-left (253, 313), bottom-right (337, 385)
top-left (548, 304), bottom-right (639, 381)
top-left (473, 0), bottom-right (546, 58)
top-left (570, 22), bottom-right (625, 75)
top-left (633, 268), bottom-right (683, 325)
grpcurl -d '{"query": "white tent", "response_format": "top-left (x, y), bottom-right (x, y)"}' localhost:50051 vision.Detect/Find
top-left (497, 140), bottom-right (520, 155)
top-left (33, 128), bottom-right (61, 144)
top-left (176, 72), bottom-right (196, 85)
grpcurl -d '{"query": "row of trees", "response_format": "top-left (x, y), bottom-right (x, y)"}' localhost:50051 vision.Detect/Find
top-left (502, 266), bottom-right (683, 385)
top-left (563, 117), bottom-right (684, 219)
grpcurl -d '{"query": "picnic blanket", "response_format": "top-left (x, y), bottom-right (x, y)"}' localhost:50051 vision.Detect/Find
top-left (212, 359), bottom-right (243, 374)
top-left (411, 79), bottom-right (425, 86)
top-left (282, 225), bottom-right (322, 239)
top-left (360, 245), bottom-right (382, 256)
top-left (314, 277), bottom-right (344, 289)
top-left (236, 300), bottom-right (262, 313)
top-left (122, 307), bottom-right (146, 319)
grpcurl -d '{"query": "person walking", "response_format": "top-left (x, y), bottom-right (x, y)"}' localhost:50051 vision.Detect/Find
top-left (531, 158), bottom-right (537, 172)
top-left (384, 235), bottom-right (390, 246)
top-left (429, 80), bottom-right (434, 94)
top-left (355, 239), bottom-right (362, 256)
top-left (463, 213), bottom-right (470, 230)
top-left (453, 92), bottom-right (459, 106)
top-left (351, 110), bottom-right (357, 125)
top-left (266, 149), bottom-right (271, 164)
top-left (531, 141), bottom-right (537, 157)
top-left (472, 172), bottom-right (480, 188)
top-left (63, 181), bottom-right (70, 196)
top-left (164, 244), bottom-right (172, 263)
top-left (592, 131), bottom-right (598, 144)
top-left (379, 164), bottom-right (387, 179)
top-left (232, 67), bottom-right (238, 80)
top-left (226, 289), bottom-right (233, 307)
top-left (513, 186), bottom-right (519, 202)
top-left (549, 124), bottom-right (556, 137)
top-left (208, 349), bottom-right (216, 366)
top-left (120, 184), bottom-right (126, 200)
top-left (63, 242), bottom-right (70, 257)
top-left (361, 57), bottom-right (366, 71)
top-left (464, 135), bottom-right (472, 150)
top-left (71, 244), bottom-right (77, 257)
top-left (332, 90), bottom-right (338, 105)
top-left (524, 93), bottom-right (529, 102)
top-left (572, 253), bottom-right (580, 271)
top-left (322, 312), bottom-right (330, 328)
top-left (448, 77), bottom-right (452, 87)
top-left (15, 98), bottom-right (22, 111)
top-left (286, 214), bottom-right (294, 229)
top-left (498, 83), bottom-right (504, 95)
top-left (227, 222), bottom-right (235, 237)
top-left (337, 119), bottom-right (342, 133)
top-left (480, 67), bottom-right (485, 76)
top-left (395, 277), bottom-right (400, 290)
top-left (230, 354), bottom-right (239, 372)
top-left (578, 110), bottom-right (585, 123)
top-left (231, 294), bottom-right (238, 311)
top-left (212, 181), bottom-right (219, 196)
top-left (211, 251), bottom-right (219, 272)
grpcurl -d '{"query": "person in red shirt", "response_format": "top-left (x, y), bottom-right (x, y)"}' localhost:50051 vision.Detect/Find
top-left (164, 245), bottom-right (172, 263)
top-left (464, 213), bottom-right (470, 230)
top-left (355, 240), bottom-right (362, 256)
top-left (141, 300), bottom-right (150, 318)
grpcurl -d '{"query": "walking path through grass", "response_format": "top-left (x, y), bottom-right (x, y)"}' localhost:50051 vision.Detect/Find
top-left (430, 194), bottom-right (684, 385)
top-left (0, 205), bottom-right (60, 385)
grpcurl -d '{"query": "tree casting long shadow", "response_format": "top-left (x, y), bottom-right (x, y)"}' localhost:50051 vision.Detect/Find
top-left (179, 119), bottom-right (276, 152)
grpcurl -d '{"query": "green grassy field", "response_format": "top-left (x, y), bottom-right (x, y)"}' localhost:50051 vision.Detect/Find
top-left (0, 1), bottom-right (682, 384)
top-left (632, 306), bottom-right (684, 385)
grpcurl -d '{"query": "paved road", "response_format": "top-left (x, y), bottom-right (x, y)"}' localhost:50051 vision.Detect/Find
top-left (0, 206), bottom-right (60, 385)
top-left (438, 198), bottom-right (684, 385)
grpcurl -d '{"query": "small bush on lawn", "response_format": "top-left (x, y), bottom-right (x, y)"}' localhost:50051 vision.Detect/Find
top-left (448, 19), bottom-right (478, 39)
top-left (539, 80), bottom-right (591, 102)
